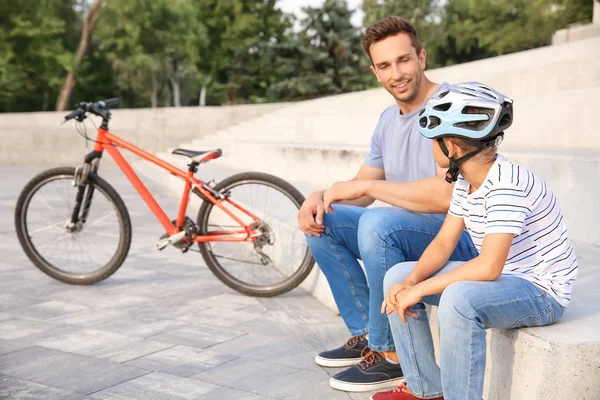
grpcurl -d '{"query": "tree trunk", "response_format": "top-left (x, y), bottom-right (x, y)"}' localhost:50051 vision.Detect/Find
top-left (169, 76), bottom-right (181, 107)
top-left (151, 72), bottom-right (158, 108)
top-left (55, 0), bottom-right (105, 111)
top-left (199, 85), bottom-right (207, 107)
top-left (199, 76), bottom-right (211, 107)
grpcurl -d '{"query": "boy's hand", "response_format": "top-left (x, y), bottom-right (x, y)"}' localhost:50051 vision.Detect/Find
top-left (395, 286), bottom-right (423, 323)
top-left (381, 281), bottom-right (415, 315)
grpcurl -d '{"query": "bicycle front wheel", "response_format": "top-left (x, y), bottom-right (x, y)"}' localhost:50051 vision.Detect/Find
top-left (197, 172), bottom-right (314, 297)
top-left (15, 167), bottom-right (132, 285)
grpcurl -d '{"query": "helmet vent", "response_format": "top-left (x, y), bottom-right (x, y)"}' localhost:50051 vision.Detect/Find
top-left (428, 116), bottom-right (441, 129)
top-left (480, 91), bottom-right (497, 99)
top-left (499, 113), bottom-right (512, 127)
top-left (461, 91), bottom-right (477, 97)
top-left (439, 90), bottom-right (450, 98)
top-left (419, 116), bottom-right (428, 128)
top-left (418, 108), bottom-right (426, 116)
top-left (433, 103), bottom-right (452, 112)
top-left (456, 106), bottom-right (495, 131)
top-left (478, 85), bottom-right (492, 91)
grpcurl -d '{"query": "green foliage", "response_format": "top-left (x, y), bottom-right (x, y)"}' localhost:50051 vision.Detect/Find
top-left (268, 0), bottom-right (375, 101)
top-left (0, 0), bottom-right (80, 111)
top-left (0, 0), bottom-right (595, 111)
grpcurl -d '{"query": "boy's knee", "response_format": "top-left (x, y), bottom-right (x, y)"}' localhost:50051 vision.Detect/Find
top-left (383, 262), bottom-right (416, 293)
top-left (438, 281), bottom-right (481, 322)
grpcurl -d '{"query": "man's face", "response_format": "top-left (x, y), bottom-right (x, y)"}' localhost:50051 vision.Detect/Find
top-left (369, 33), bottom-right (426, 106)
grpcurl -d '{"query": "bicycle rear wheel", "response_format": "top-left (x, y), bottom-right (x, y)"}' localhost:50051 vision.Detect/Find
top-left (197, 172), bottom-right (314, 297)
top-left (15, 167), bottom-right (132, 284)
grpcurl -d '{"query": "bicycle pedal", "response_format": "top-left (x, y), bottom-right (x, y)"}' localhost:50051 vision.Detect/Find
top-left (155, 236), bottom-right (169, 251)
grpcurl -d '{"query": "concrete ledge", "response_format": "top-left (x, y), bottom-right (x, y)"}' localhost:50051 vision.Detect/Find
top-left (428, 245), bottom-right (600, 400)
top-left (0, 103), bottom-right (289, 165)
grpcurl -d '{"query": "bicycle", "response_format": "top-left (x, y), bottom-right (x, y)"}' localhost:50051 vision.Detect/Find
top-left (14, 98), bottom-right (314, 297)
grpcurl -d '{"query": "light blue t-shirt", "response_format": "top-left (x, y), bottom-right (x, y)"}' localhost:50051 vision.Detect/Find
top-left (364, 84), bottom-right (448, 183)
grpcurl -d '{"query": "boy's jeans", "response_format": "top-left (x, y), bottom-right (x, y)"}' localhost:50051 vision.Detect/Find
top-left (384, 261), bottom-right (565, 399)
top-left (305, 205), bottom-right (477, 352)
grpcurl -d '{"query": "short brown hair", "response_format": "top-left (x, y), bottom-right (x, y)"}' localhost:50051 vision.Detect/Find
top-left (361, 16), bottom-right (422, 61)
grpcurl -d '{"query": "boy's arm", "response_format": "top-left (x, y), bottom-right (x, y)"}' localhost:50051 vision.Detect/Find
top-left (415, 233), bottom-right (513, 296)
top-left (383, 214), bottom-right (465, 312)
top-left (391, 233), bottom-right (514, 322)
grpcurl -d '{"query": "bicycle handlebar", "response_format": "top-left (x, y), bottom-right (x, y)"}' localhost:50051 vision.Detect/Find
top-left (64, 98), bottom-right (121, 122)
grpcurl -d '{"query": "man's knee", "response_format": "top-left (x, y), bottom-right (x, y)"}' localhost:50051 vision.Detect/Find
top-left (383, 262), bottom-right (417, 293)
top-left (357, 208), bottom-right (425, 252)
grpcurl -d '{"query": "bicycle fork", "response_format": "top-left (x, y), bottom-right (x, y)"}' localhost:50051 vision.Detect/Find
top-left (69, 153), bottom-right (102, 229)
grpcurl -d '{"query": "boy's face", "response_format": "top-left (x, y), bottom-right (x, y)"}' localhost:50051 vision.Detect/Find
top-left (432, 139), bottom-right (450, 168)
top-left (369, 33), bottom-right (426, 106)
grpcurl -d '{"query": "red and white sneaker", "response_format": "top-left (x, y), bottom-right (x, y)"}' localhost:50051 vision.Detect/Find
top-left (370, 382), bottom-right (444, 400)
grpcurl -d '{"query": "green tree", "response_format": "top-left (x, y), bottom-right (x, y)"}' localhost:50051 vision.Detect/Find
top-left (195, 0), bottom-right (293, 105)
top-left (95, 0), bottom-right (207, 107)
top-left (268, 0), bottom-right (374, 101)
top-left (0, 0), bottom-right (80, 112)
top-left (443, 0), bottom-right (594, 58)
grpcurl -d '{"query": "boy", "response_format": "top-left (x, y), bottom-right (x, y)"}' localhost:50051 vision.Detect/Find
top-left (373, 82), bottom-right (577, 400)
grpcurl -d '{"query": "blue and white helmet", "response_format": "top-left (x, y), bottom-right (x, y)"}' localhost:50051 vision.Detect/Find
top-left (418, 82), bottom-right (513, 142)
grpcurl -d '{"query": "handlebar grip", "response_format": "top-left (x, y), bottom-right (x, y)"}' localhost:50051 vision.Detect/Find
top-left (101, 97), bottom-right (120, 108)
top-left (64, 109), bottom-right (84, 121)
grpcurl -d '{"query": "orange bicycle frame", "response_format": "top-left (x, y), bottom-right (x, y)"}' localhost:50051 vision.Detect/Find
top-left (91, 128), bottom-right (260, 243)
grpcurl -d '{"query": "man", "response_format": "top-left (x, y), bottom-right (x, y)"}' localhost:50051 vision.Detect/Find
top-left (297, 17), bottom-right (478, 392)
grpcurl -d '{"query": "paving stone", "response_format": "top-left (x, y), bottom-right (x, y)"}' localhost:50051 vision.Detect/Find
top-left (0, 167), bottom-right (357, 400)
top-left (7, 300), bottom-right (88, 320)
top-left (177, 307), bottom-right (266, 329)
top-left (0, 374), bottom-right (89, 400)
top-left (38, 328), bottom-right (175, 363)
top-left (53, 289), bottom-right (152, 309)
top-left (52, 309), bottom-right (186, 337)
top-left (191, 357), bottom-right (347, 400)
top-left (0, 339), bottom-right (31, 357)
top-left (89, 372), bottom-right (219, 400)
top-left (193, 387), bottom-right (276, 400)
top-left (206, 334), bottom-right (321, 373)
top-left (0, 312), bottom-right (14, 323)
top-left (0, 318), bottom-right (81, 347)
top-left (0, 347), bottom-right (148, 395)
top-left (125, 345), bottom-right (238, 377)
top-left (147, 325), bottom-right (245, 350)
top-left (0, 294), bottom-right (39, 312)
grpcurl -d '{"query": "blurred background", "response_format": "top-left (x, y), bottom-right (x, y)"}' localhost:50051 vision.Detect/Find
top-left (0, 0), bottom-right (594, 112)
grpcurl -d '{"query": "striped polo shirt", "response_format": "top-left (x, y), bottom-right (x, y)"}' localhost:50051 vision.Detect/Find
top-left (449, 154), bottom-right (577, 306)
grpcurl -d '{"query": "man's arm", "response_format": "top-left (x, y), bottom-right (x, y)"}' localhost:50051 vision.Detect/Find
top-left (298, 164), bottom-right (385, 236)
top-left (339, 164), bottom-right (386, 207)
top-left (323, 166), bottom-right (453, 214)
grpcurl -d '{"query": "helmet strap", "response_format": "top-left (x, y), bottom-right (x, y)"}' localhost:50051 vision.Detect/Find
top-left (436, 137), bottom-right (485, 183)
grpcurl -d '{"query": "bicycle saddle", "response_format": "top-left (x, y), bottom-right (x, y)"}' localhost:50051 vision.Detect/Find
top-left (171, 148), bottom-right (222, 163)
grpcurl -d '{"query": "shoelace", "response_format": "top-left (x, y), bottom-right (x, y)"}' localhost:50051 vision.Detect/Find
top-left (358, 347), bottom-right (382, 369)
top-left (345, 335), bottom-right (365, 349)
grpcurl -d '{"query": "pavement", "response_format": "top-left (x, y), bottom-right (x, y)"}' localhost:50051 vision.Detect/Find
top-left (0, 166), bottom-right (377, 400)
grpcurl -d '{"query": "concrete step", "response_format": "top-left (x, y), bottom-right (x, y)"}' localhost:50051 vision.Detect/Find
top-left (427, 244), bottom-right (600, 400)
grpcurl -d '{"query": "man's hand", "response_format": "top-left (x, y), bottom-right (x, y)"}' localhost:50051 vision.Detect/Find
top-left (323, 181), bottom-right (368, 213)
top-left (298, 191), bottom-right (326, 236)
top-left (381, 281), bottom-right (415, 315)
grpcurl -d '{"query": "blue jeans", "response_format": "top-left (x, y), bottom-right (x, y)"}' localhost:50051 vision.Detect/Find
top-left (384, 261), bottom-right (565, 400)
top-left (305, 205), bottom-right (478, 352)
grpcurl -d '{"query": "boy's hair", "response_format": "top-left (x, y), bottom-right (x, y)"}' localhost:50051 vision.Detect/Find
top-left (361, 16), bottom-right (422, 61)
top-left (448, 137), bottom-right (497, 162)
